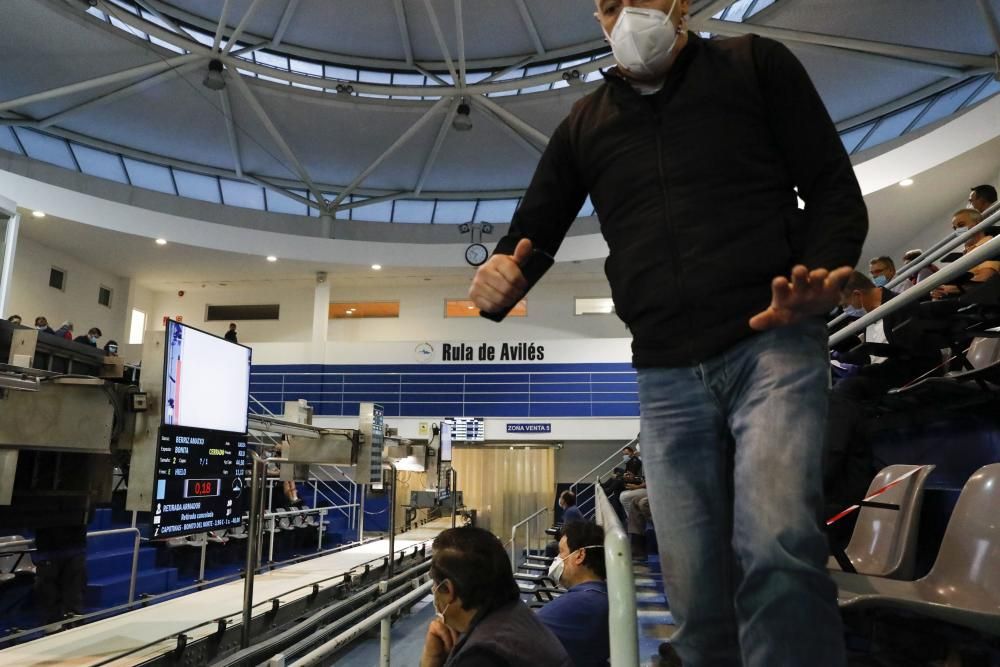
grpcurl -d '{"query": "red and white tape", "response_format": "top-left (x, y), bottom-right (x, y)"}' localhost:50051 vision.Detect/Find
top-left (826, 465), bottom-right (930, 526)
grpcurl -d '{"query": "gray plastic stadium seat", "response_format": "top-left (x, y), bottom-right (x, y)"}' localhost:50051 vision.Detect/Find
top-left (827, 464), bottom-right (935, 580)
top-left (832, 464), bottom-right (1000, 635)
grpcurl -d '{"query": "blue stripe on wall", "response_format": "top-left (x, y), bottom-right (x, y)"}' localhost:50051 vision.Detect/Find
top-left (250, 362), bottom-right (639, 418)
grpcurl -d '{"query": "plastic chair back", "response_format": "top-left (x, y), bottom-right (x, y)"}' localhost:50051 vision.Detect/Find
top-left (967, 338), bottom-right (1000, 371)
top-left (923, 464), bottom-right (1000, 607)
top-left (844, 464), bottom-right (935, 579)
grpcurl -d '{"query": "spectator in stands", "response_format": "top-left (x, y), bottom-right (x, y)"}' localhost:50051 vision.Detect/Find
top-left (931, 209), bottom-right (1000, 299)
top-left (224, 322), bottom-right (238, 343)
top-left (468, 4), bottom-right (867, 664)
top-left (825, 272), bottom-right (943, 517)
top-left (901, 249), bottom-right (938, 288)
top-left (624, 487), bottom-right (651, 561)
top-left (537, 521), bottom-right (610, 667)
top-left (34, 316), bottom-right (54, 334)
top-left (74, 327), bottom-right (102, 347)
top-left (54, 321), bottom-right (74, 340)
top-left (103, 340), bottom-right (118, 356)
top-left (968, 184), bottom-right (997, 215)
top-left (559, 490), bottom-right (585, 525)
top-left (6, 314), bottom-right (21, 325)
top-left (421, 526), bottom-right (571, 667)
top-left (868, 256), bottom-right (896, 288)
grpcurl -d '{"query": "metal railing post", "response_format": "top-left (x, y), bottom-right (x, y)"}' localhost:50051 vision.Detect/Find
top-left (241, 452), bottom-right (266, 649)
top-left (358, 484), bottom-right (366, 542)
top-left (198, 539), bottom-right (207, 582)
top-left (594, 481), bottom-right (640, 667)
top-left (384, 462), bottom-right (398, 579)
top-left (450, 467), bottom-right (458, 528)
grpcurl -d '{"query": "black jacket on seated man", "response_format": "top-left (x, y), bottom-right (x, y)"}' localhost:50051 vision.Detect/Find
top-left (825, 278), bottom-right (944, 517)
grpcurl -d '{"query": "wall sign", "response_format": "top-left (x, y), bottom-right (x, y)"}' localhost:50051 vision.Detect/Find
top-left (506, 423), bottom-right (552, 434)
top-left (441, 342), bottom-right (545, 362)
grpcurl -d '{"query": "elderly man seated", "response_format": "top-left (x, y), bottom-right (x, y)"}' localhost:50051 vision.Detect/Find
top-left (537, 521), bottom-right (609, 667)
top-left (421, 526), bottom-right (571, 667)
top-left (932, 209), bottom-right (999, 299)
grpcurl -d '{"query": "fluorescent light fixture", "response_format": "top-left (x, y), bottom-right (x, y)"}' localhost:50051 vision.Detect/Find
top-left (266, 255), bottom-right (278, 262)
top-left (31, 210), bottom-right (45, 218)
top-left (155, 238), bottom-right (168, 245)
top-left (371, 264), bottom-right (382, 270)
top-left (899, 178), bottom-right (914, 187)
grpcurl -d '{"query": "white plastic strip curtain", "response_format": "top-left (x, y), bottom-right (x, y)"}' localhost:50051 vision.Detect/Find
top-left (0, 207), bottom-right (19, 320)
top-left (452, 446), bottom-right (555, 549)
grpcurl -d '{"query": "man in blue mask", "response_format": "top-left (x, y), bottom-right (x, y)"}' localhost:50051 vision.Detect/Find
top-left (74, 327), bottom-right (102, 347)
top-left (468, 1), bottom-right (867, 665)
top-left (868, 256), bottom-right (899, 291)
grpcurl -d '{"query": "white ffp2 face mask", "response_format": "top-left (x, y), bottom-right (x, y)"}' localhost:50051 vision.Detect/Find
top-left (605, 2), bottom-right (682, 80)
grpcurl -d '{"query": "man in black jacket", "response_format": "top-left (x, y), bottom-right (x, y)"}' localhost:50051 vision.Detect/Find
top-left (469, 1), bottom-right (867, 665)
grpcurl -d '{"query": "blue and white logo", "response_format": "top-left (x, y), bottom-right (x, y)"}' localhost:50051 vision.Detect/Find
top-left (414, 342), bottom-right (434, 363)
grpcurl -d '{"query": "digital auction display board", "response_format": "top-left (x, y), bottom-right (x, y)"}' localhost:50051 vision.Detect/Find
top-left (151, 424), bottom-right (248, 538)
top-left (446, 417), bottom-right (485, 442)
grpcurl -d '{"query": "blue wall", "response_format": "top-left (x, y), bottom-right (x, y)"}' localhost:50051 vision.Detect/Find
top-left (249, 362), bottom-right (639, 418)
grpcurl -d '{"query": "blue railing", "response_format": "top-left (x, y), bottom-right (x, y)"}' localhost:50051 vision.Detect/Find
top-left (249, 363), bottom-right (639, 418)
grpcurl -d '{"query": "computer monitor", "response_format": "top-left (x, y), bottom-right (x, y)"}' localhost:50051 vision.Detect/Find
top-left (439, 421), bottom-right (453, 462)
top-left (162, 319), bottom-right (251, 434)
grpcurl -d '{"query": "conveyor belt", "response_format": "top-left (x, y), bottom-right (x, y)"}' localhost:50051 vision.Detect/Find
top-left (1, 519), bottom-right (453, 666)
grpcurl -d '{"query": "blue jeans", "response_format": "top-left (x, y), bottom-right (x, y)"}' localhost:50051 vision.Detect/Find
top-left (637, 319), bottom-right (845, 667)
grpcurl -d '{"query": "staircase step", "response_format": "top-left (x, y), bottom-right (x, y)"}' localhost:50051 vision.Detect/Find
top-left (85, 567), bottom-right (177, 608)
top-left (86, 547), bottom-right (157, 580)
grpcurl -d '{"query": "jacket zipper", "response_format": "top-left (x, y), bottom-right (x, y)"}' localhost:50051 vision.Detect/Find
top-left (654, 121), bottom-right (696, 364)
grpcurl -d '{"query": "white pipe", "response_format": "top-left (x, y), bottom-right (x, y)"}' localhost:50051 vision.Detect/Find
top-left (594, 484), bottom-right (640, 667)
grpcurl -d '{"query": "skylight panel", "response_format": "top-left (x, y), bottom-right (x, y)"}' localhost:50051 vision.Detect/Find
top-left (71, 143), bottom-right (129, 183)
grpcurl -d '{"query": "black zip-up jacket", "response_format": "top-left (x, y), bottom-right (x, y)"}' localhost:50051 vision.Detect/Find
top-left (494, 33), bottom-right (868, 368)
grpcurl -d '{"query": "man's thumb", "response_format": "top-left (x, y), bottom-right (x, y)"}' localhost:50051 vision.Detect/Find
top-left (513, 238), bottom-right (533, 266)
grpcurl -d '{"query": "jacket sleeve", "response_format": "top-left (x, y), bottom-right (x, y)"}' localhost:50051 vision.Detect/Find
top-left (493, 117), bottom-right (589, 258)
top-left (753, 37), bottom-right (869, 271)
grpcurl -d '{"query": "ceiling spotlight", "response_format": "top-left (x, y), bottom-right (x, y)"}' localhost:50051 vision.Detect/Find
top-left (155, 238), bottom-right (168, 246)
top-left (898, 178), bottom-right (914, 187)
top-left (371, 264), bottom-right (382, 271)
top-left (562, 69), bottom-right (584, 87)
top-left (453, 100), bottom-right (473, 131)
top-left (31, 210), bottom-right (45, 218)
top-left (335, 83), bottom-right (355, 95)
top-left (266, 255), bottom-right (278, 262)
top-left (202, 59), bottom-right (226, 91)
top-left (345, 311), bottom-right (353, 316)
top-left (458, 223), bottom-right (471, 234)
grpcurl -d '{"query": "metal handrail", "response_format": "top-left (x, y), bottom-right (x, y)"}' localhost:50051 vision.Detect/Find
top-left (830, 214), bottom-right (1000, 347)
top-left (829, 199), bottom-right (1000, 329)
top-left (570, 436), bottom-right (638, 497)
top-left (594, 482), bottom-right (640, 667)
top-left (510, 506), bottom-right (549, 568)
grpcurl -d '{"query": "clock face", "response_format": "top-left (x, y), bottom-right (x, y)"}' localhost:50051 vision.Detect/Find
top-left (465, 243), bottom-right (489, 267)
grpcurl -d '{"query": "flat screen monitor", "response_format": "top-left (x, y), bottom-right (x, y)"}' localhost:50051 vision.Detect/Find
top-left (439, 421), bottom-right (453, 462)
top-left (446, 417), bottom-right (484, 442)
top-left (162, 320), bottom-right (251, 434)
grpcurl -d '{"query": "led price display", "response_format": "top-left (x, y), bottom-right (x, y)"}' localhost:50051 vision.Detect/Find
top-left (446, 417), bottom-right (485, 442)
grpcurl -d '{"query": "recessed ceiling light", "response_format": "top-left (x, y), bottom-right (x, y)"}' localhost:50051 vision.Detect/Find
top-left (345, 311), bottom-right (353, 316)
top-left (155, 238), bottom-right (167, 245)
top-left (899, 178), bottom-right (914, 187)
top-left (31, 210), bottom-right (45, 218)
top-left (467, 306), bottom-right (475, 310)
top-left (266, 255), bottom-right (278, 262)
top-left (371, 264), bottom-right (382, 271)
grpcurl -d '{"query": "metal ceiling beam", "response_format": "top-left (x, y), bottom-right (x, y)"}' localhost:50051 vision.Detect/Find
top-left (270, 0), bottom-right (300, 49)
top-left (227, 69), bottom-right (326, 206)
top-left (36, 60), bottom-right (206, 129)
top-left (219, 88), bottom-right (244, 178)
top-left (692, 0), bottom-right (737, 18)
top-left (223, 0), bottom-right (267, 55)
top-left (332, 95), bottom-right (452, 206)
top-left (0, 53), bottom-right (202, 113)
top-left (470, 99), bottom-right (544, 157)
top-left (479, 55), bottom-right (537, 84)
top-left (333, 191), bottom-right (409, 213)
top-left (423, 0), bottom-right (460, 84)
top-left (696, 19), bottom-right (997, 72)
top-left (834, 77), bottom-right (958, 132)
top-left (471, 95), bottom-right (550, 149)
top-left (132, 0), bottom-right (200, 42)
top-left (393, 0), bottom-right (415, 65)
top-left (244, 174), bottom-right (317, 210)
top-left (455, 0), bottom-right (467, 86)
top-left (212, 0), bottom-right (231, 52)
top-left (414, 97), bottom-right (460, 194)
top-left (513, 0), bottom-right (546, 55)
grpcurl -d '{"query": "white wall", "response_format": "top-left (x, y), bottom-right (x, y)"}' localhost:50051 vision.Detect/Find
top-left (7, 235), bottom-right (128, 345)
top-left (149, 283), bottom-right (315, 344)
top-left (556, 440), bottom-right (631, 483)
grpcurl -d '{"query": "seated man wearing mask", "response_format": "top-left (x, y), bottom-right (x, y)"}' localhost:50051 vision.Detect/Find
top-left (932, 209), bottom-right (1000, 299)
top-left (421, 526), bottom-right (571, 667)
top-left (537, 522), bottom-right (610, 667)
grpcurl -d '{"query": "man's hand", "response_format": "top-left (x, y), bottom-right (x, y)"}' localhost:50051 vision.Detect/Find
top-left (469, 238), bottom-right (533, 314)
top-left (749, 265), bottom-right (854, 331)
top-left (931, 284), bottom-right (961, 300)
top-left (420, 618), bottom-right (460, 667)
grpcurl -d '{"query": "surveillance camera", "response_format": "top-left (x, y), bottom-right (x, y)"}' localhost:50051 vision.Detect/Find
top-left (316, 271), bottom-right (328, 284)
